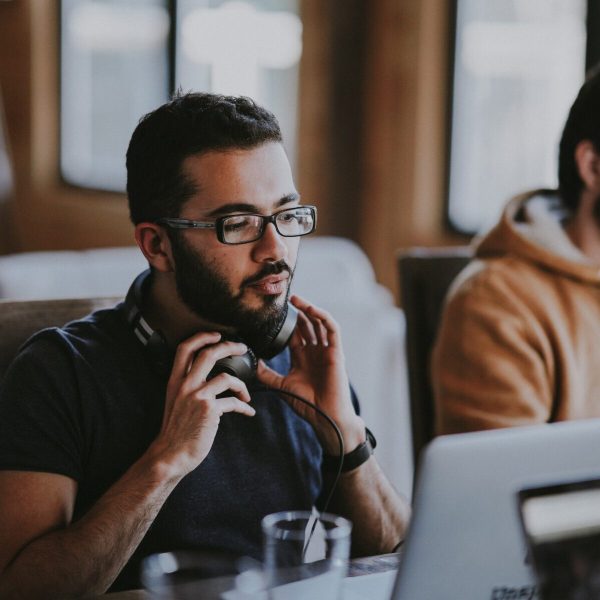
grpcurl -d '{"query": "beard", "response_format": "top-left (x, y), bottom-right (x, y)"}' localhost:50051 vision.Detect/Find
top-left (169, 233), bottom-right (294, 357)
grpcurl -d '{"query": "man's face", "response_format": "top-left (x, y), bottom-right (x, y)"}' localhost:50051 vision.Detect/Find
top-left (169, 142), bottom-right (301, 353)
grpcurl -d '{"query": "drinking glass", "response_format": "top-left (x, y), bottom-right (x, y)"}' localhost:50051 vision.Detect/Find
top-left (140, 549), bottom-right (254, 599)
top-left (262, 510), bottom-right (352, 600)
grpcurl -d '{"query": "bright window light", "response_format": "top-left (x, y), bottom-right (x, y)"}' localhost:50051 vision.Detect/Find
top-left (61, 0), bottom-right (170, 192)
top-left (448, 0), bottom-right (586, 234)
top-left (176, 0), bottom-right (301, 170)
top-left (181, 1), bottom-right (302, 99)
top-left (60, 0), bottom-right (301, 192)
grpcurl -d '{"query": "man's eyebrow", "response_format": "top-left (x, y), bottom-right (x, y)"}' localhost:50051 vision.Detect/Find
top-left (206, 193), bottom-right (300, 217)
top-left (276, 192), bottom-right (301, 207)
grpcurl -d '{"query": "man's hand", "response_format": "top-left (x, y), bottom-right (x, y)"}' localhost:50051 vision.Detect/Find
top-left (149, 332), bottom-right (255, 476)
top-left (256, 295), bottom-right (365, 454)
top-left (258, 295), bottom-right (411, 556)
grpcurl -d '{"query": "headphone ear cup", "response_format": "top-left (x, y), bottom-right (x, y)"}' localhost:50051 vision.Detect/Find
top-left (209, 348), bottom-right (258, 384)
top-left (260, 302), bottom-right (298, 359)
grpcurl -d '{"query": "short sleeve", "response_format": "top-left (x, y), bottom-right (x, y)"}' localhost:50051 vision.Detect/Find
top-left (0, 332), bottom-right (84, 481)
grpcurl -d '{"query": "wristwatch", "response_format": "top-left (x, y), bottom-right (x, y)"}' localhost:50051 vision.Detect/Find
top-left (322, 427), bottom-right (377, 473)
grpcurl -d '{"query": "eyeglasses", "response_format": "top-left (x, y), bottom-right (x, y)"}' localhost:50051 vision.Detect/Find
top-left (156, 205), bottom-right (317, 245)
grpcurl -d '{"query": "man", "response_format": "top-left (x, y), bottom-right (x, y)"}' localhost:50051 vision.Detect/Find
top-left (433, 65), bottom-right (600, 434)
top-left (0, 93), bottom-right (409, 597)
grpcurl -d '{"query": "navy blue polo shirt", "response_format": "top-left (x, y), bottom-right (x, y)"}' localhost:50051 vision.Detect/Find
top-left (0, 304), bottom-right (334, 590)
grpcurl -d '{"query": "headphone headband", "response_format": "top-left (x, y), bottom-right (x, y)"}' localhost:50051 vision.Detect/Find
top-left (124, 269), bottom-right (172, 369)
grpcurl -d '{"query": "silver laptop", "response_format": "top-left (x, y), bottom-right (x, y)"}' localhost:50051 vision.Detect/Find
top-left (390, 418), bottom-right (600, 600)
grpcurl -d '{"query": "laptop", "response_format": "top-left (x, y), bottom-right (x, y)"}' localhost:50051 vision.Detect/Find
top-left (389, 418), bottom-right (600, 600)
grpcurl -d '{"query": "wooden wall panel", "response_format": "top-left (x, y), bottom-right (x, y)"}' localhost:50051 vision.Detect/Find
top-left (359, 0), bottom-right (466, 297)
top-left (299, 0), bottom-right (465, 298)
top-left (297, 0), bottom-right (369, 240)
top-left (0, 0), bottom-right (133, 254)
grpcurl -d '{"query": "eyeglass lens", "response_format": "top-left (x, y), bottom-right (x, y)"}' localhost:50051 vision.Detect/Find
top-left (221, 207), bottom-right (314, 244)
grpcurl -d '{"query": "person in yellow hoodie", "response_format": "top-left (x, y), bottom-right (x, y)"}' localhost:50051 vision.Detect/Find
top-left (433, 63), bottom-right (600, 435)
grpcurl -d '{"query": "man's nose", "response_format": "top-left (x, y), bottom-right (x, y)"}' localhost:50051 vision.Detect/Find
top-left (251, 222), bottom-right (288, 262)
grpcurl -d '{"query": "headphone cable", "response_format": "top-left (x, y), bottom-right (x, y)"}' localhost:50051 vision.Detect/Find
top-left (255, 385), bottom-right (345, 560)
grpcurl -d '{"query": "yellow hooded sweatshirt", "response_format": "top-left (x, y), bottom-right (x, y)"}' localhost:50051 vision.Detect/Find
top-left (433, 189), bottom-right (600, 434)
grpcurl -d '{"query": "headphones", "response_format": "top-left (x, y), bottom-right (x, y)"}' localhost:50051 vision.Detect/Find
top-left (123, 269), bottom-right (298, 382)
top-left (124, 272), bottom-right (367, 524)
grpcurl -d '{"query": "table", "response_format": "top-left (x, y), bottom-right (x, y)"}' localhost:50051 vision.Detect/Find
top-left (102, 552), bottom-right (401, 599)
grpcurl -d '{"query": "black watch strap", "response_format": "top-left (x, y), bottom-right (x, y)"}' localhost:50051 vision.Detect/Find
top-left (322, 427), bottom-right (377, 473)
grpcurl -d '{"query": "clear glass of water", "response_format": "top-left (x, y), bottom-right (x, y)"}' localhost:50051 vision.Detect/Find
top-left (262, 510), bottom-right (352, 600)
top-left (140, 549), bottom-right (248, 599)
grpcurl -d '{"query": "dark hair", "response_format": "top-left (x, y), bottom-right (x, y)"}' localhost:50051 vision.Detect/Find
top-left (126, 92), bottom-right (283, 224)
top-left (558, 63), bottom-right (600, 211)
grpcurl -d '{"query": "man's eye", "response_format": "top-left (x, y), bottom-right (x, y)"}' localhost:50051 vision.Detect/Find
top-left (279, 212), bottom-right (298, 223)
top-left (223, 216), bottom-right (252, 232)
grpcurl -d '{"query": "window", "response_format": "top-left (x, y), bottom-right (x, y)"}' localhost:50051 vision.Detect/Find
top-left (60, 0), bottom-right (301, 192)
top-left (447, 0), bottom-right (590, 234)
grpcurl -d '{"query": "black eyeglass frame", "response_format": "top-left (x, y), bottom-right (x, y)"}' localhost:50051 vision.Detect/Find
top-left (155, 205), bottom-right (317, 245)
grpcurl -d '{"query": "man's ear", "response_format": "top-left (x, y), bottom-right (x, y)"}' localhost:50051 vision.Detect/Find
top-left (134, 223), bottom-right (175, 272)
top-left (575, 140), bottom-right (600, 195)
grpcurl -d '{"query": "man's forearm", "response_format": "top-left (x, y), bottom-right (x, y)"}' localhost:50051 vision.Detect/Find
top-left (327, 457), bottom-right (410, 557)
top-left (0, 449), bottom-right (183, 599)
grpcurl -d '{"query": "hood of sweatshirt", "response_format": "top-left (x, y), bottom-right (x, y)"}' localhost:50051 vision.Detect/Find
top-left (475, 189), bottom-right (600, 284)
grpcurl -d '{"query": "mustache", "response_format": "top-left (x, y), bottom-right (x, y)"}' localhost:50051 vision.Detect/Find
top-left (242, 260), bottom-right (292, 287)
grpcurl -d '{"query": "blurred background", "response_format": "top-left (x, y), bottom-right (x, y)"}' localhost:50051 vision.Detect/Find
top-left (0, 0), bottom-right (599, 300)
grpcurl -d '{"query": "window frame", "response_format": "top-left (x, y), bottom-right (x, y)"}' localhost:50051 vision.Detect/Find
top-left (57, 0), bottom-right (301, 193)
top-left (444, 0), bottom-right (600, 236)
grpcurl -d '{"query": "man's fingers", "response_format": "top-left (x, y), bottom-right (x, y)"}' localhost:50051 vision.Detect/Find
top-left (296, 310), bottom-right (317, 345)
top-left (312, 315), bottom-right (329, 347)
top-left (216, 396), bottom-right (256, 417)
top-left (184, 341), bottom-right (249, 387)
top-left (169, 337), bottom-right (249, 396)
top-left (291, 295), bottom-right (340, 347)
top-left (170, 332), bottom-right (222, 384)
top-left (289, 326), bottom-right (306, 349)
top-left (200, 372), bottom-right (251, 403)
top-left (256, 359), bottom-right (283, 389)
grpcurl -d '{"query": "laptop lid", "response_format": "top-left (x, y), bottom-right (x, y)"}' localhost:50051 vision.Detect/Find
top-left (390, 418), bottom-right (600, 600)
